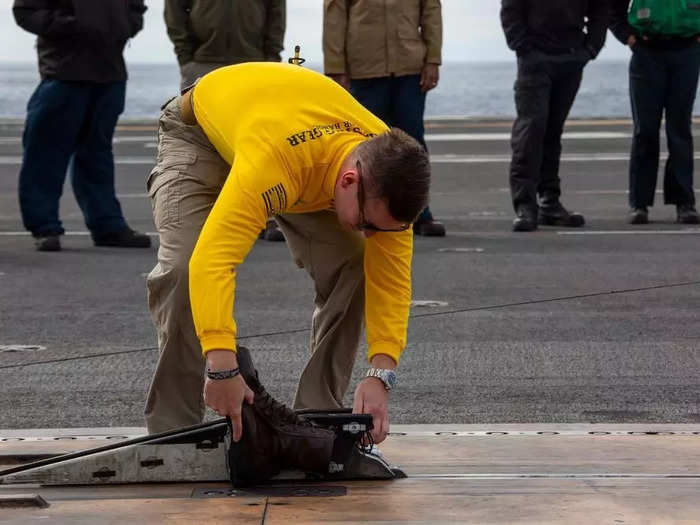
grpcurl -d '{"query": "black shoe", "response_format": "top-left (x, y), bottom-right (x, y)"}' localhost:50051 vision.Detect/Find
top-left (628, 207), bottom-right (649, 225)
top-left (677, 205), bottom-right (700, 224)
top-left (259, 219), bottom-right (285, 242)
top-left (512, 206), bottom-right (538, 232)
top-left (93, 227), bottom-right (151, 248)
top-left (230, 347), bottom-right (335, 487)
top-left (538, 201), bottom-right (585, 227)
top-left (35, 235), bottom-right (61, 252)
top-left (413, 219), bottom-right (446, 237)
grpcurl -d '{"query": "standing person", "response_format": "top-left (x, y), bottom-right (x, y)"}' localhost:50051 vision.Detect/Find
top-left (323, 0), bottom-right (446, 237)
top-left (165, 0), bottom-right (287, 241)
top-left (164, 0), bottom-right (286, 91)
top-left (610, 0), bottom-right (700, 224)
top-left (144, 63), bottom-right (430, 444)
top-left (12, 0), bottom-right (151, 251)
top-left (501, 0), bottom-right (608, 232)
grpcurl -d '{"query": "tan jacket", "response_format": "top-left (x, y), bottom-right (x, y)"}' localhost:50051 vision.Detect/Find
top-left (164, 0), bottom-right (285, 66)
top-left (323, 0), bottom-right (442, 79)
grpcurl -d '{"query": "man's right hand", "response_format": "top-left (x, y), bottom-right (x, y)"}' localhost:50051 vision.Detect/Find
top-left (327, 73), bottom-right (350, 91)
top-left (627, 35), bottom-right (637, 48)
top-left (203, 350), bottom-right (254, 442)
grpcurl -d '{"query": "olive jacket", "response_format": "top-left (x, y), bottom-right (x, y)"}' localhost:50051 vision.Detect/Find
top-left (164, 0), bottom-right (286, 66)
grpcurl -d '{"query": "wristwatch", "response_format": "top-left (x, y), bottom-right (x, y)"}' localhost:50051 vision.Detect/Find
top-left (365, 368), bottom-right (397, 391)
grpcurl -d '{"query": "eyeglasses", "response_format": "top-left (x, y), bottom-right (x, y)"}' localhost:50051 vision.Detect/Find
top-left (356, 160), bottom-right (410, 232)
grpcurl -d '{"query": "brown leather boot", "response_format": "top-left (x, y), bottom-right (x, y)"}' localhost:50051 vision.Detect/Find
top-left (229, 347), bottom-right (336, 486)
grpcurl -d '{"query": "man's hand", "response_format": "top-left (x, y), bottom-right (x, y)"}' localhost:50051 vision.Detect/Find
top-left (203, 350), bottom-right (254, 442)
top-left (627, 35), bottom-right (637, 48)
top-left (353, 378), bottom-right (390, 444)
top-left (352, 353), bottom-right (396, 444)
top-left (327, 73), bottom-right (350, 91)
top-left (420, 63), bottom-right (440, 92)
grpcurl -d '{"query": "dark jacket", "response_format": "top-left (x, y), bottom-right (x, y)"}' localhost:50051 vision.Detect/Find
top-left (500, 0), bottom-right (609, 58)
top-left (164, 0), bottom-right (286, 66)
top-left (13, 0), bottom-right (146, 83)
top-left (609, 0), bottom-right (698, 49)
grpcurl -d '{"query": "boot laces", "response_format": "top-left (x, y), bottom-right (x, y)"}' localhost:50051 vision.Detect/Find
top-left (257, 390), bottom-right (310, 427)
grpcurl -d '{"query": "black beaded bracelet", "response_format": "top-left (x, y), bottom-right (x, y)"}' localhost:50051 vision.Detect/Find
top-left (206, 367), bottom-right (241, 380)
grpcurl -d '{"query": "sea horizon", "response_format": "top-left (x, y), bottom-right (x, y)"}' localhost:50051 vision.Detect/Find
top-left (2, 60), bottom-right (699, 120)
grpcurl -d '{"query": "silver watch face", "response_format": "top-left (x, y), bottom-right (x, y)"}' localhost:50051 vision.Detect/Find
top-left (382, 370), bottom-right (397, 390)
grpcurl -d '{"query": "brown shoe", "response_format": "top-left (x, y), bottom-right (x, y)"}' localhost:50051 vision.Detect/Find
top-left (229, 347), bottom-right (335, 486)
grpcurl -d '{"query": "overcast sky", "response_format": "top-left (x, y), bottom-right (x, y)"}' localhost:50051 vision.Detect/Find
top-left (0, 0), bottom-right (630, 65)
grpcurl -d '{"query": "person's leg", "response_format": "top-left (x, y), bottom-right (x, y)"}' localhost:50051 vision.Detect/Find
top-left (275, 211), bottom-right (365, 410)
top-left (389, 74), bottom-right (445, 235)
top-left (538, 60), bottom-right (583, 203)
top-left (509, 53), bottom-right (552, 230)
top-left (662, 44), bottom-right (700, 211)
top-left (144, 97), bottom-right (231, 433)
top-left (629, 46), bottom-right (666, 211)
top-left (18, 79), bottom-right (88, 239)
top-left (537, 57), bottom-right (585, 226)
top-left (179, 62), bottom-right (223, 91)
top-left (350, 77), bottom-right (392, 123)
top-left (70, 82), bottom-right (130, 237)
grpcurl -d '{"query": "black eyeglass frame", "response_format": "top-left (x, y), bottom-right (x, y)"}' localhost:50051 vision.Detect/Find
top-left (356, 160), bottom-right (410, 233)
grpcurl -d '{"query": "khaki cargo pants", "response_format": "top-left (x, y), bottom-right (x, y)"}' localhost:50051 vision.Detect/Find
top-left (144, 97), bottom-right (365, 434)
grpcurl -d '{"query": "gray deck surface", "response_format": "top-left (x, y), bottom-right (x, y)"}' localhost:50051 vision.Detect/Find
top-left (1, 118), bottom-right (699, 429)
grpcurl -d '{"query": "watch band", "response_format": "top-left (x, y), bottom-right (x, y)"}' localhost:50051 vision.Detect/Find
top-left (206, 367), bottom-right (240, 381)
top-left (365, 368), bottom-right (397, 391)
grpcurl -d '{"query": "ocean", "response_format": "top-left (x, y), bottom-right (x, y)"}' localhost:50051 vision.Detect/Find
top-left (1, 61), bottom-right (699, 120)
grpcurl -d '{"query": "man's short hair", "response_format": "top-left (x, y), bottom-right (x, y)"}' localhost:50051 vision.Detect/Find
top-left (354, 128), bottom-right (431, 224)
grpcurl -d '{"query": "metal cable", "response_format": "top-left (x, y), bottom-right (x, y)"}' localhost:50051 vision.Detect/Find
top-left (2, 279), bottom-right (699, 370)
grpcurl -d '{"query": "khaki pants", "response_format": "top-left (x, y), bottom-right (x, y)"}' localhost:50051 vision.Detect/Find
top-left (179, 62), bottom-right (223, 91)
top-left (144, 97), bottom-right (365, 434)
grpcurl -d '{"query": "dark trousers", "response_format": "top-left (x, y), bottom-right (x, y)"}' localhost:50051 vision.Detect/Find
top-left (19, 79), bottom-right (128, 237)
top-left (628, 43), bottom-right (700, 208)
top-left (350, 74), bottom-right (433, 223)
top-left (509, 52), bottom-right (586, 211)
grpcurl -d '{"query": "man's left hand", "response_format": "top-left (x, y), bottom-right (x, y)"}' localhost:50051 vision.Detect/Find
top-left (353, 377), bottom-right (390, 443)
top-left (420, 63), bottom-right (440, 92)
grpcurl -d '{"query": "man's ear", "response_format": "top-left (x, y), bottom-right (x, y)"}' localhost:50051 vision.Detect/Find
top-left (339, 169), bottom-right (358, 189)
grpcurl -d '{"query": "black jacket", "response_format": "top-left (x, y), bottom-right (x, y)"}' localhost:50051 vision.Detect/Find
top-left (13, 0), bottom-right (147, 83)
top-left (500, 0), bottom-right (609, 58)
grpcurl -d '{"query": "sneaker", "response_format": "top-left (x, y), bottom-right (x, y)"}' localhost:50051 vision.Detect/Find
top-left (35, 235), bottom-right (61, 252)
top-left (413, 219), bottom-right (446, 237)
top-left (538, 201), bottom-right (585, 227)
top-left (93, 227), bottom-right (151, 248)
top-left (628, 207), bottom-right (649, 225)
top-left (512, 205), bottom-right (538, 232)
top-left (230, 347), bottom-right (336, 486)
top-left (259, 219), bottom-right (285, 242)
top-left (677, 205), bottom-right (700, 224)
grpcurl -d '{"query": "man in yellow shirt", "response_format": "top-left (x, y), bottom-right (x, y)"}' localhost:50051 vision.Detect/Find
top-left (145, 63), bottom-right (431, 444)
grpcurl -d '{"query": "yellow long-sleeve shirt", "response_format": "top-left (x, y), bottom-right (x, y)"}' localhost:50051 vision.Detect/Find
top-left (188, 62), bottom-right (414, 364)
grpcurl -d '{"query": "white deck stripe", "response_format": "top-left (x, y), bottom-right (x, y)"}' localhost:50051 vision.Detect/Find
top-left (1, 153), bottom-right (695, 165)
top-left (431, 153), bottom-right (700, 163)
top-left (0, 231), bottom-right (158, 236)
top-left (558, 229), bottom-right (700, 235)
top-left (425, 131), bottom-right (633, 141)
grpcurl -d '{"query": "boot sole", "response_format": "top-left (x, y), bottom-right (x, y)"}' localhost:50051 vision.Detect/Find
top-left (539, 215), bottom-right (585, 227)
top-left (512, 221), bottom-right (537, 232)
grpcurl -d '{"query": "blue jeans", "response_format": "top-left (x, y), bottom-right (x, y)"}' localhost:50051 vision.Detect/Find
top-left (350, 74), bottom-right (434, 223)
top-left (18, 79), bottom-right (128, 237)
top-left (629, 42), bottom-right (700, 208)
